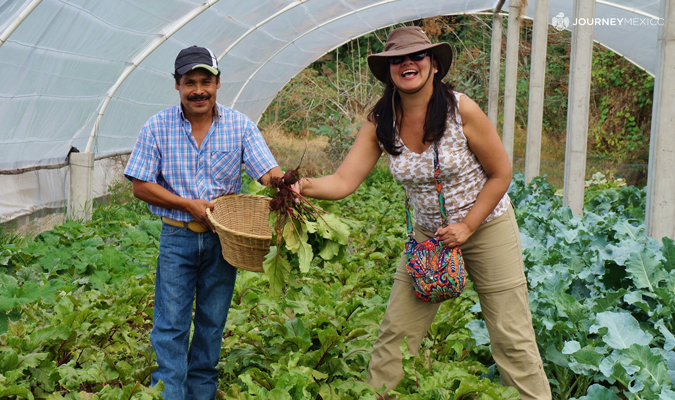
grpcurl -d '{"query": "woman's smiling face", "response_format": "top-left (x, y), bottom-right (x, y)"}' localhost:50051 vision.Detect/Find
top-left (388, 52), bottom-right (437, 92)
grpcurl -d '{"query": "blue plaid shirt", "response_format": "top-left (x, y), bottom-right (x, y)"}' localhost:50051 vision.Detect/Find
top-left (124, 102), bottom-right (278, 222)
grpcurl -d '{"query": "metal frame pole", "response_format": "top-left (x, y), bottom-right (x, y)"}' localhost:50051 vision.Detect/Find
top-left (525, 0), bottom-right (550, 183)
top-left (563, 0), bottom-right (596, 215)
top-left (502, 0), bottom-right (523, 165)
top-left (68, 153), bottom-right (95, 221)
top-left (646, 0), bottom-right (675, 241)
top-left (487, 7), bottom-right (504, 128)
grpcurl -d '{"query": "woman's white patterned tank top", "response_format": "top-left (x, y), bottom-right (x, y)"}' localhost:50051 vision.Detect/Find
top-left (385, 92), bottom-right (510, 231)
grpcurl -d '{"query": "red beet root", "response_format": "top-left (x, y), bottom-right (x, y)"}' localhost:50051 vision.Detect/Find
top-left (269, 145), bottom-right (306, 211)
top-left (283, 168), bottom-right (300, 186)
top-left (268, 145), bottom-right (333, 241)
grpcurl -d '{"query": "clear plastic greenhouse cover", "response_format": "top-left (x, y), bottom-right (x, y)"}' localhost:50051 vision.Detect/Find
top-left (0, 0), bottom-right (661, 223)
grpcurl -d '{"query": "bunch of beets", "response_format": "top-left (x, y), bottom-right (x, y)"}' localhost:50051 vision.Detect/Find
top-left (267, 157), bottom-right (326, 240)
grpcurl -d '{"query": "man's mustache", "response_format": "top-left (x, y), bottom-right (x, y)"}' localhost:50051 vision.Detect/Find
top-left (187, 94), bottom-right (211, 101)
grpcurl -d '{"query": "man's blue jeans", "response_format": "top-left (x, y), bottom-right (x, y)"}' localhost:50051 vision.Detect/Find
top-left (150, 223), bottom-right (237, 400)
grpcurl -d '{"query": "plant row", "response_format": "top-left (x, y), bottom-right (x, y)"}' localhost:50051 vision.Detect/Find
top-left (509, 173), bottom-right (675, 400)
top-left (1, 171), bottom-right (674, 399)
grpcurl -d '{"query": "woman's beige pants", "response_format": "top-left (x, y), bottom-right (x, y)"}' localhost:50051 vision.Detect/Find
top-left (367, 205), bottom-right (552, 400)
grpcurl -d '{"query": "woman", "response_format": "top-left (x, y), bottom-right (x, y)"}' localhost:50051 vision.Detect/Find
top-left (295, 26), bottom-right (551, 400)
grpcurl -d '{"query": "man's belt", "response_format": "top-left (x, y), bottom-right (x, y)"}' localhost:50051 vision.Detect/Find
top-left (161, 217), bottom-right (209, 233)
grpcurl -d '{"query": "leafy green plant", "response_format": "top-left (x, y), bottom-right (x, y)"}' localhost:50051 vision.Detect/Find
top-left (3, 170), bottom-right (674, 399)
top-left (509, 172), bottom-right (675, 400)
top-left (246, 176), bottom-right (362, 296)
top-left (263, 203), bottom-right (362, 296)
top-left (0, 191), bottom-right (162, 399)
top-left (590, 49), bottom-right (653, 163)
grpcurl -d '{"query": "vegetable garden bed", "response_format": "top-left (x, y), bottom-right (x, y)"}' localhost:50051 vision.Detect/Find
top-left (1, 170), bottom-right (674, 400)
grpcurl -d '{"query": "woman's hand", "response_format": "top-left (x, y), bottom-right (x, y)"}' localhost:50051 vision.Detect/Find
top-left (435, 222), bottom-right (473, 248)
top-left (290, 177), bottom-right (310, 197)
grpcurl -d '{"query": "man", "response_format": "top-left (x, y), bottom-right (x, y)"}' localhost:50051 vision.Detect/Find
top-left (124, 45), bottom-right (283, 400)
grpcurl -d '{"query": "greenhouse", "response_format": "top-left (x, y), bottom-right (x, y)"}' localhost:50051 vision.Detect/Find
top-left (1, 0), bottom-right (674, 399)
top-left (0, 0), bottom-right (672, 236)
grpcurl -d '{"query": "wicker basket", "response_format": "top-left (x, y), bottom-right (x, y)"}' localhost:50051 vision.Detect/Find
top-left (206, 194), bottom-right (272, 272)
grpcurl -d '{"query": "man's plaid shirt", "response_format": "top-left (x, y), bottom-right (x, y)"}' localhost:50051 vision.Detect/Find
top-left (124, 102), bottom-right (277, 222)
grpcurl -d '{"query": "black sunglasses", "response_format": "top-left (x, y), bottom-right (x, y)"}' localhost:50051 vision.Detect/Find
top-left (387, 50), bottom-right (429, 65)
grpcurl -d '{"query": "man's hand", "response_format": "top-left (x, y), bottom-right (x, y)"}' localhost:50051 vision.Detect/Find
top-left (132, 179), bottom-right (217, 231)
top-left (435, 222), bottom-right (474, 248)
top-left (185, 199), bottom-right (216, 232)
top-left (259, 166), bottom-right (284, 187)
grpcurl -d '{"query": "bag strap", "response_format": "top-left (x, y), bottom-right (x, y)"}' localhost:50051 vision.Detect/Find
top-left (405, 141), bottom-right (448, 242)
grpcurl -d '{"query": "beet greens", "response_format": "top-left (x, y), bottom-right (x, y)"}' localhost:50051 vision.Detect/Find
top-left (263, 161), bottom-right (360, 296)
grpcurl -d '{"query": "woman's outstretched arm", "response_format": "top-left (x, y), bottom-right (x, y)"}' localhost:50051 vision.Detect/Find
top-left (298, 119), bottom-right (382, 200)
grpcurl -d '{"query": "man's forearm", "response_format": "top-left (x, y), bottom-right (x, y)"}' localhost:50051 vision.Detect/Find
top-left (132, 179), bottom-right (188, 211)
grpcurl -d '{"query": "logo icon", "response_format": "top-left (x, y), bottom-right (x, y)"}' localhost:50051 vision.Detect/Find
top-left (552, 12), bottom-right (569, 31)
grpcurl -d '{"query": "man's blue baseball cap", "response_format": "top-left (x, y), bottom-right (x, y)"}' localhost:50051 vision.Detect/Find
top-left (174, 45), bottom-right (219, 76)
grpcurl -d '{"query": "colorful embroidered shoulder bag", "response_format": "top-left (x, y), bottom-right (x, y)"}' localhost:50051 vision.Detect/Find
top-left (404, 142), bottom-right (466, 303)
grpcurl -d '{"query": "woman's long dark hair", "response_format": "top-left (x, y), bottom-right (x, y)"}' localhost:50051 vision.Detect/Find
top-left (370, 61), bottom-right (458, 156)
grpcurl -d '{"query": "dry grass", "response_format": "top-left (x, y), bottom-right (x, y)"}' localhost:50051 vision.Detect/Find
top-left (261, 124), bottom-right (340, 177)
top-left (262, 124), bottom-right (329, 152)
top-left (513, 124), bottom-right (567, 163)
top-left (512, 125), bottom-right (567, 187)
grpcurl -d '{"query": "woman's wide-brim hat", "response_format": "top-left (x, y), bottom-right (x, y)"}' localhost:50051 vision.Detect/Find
top-left (367, 26), bottom-right (453, 83)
